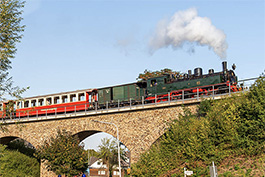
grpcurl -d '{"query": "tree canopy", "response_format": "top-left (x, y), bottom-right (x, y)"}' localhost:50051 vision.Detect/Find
top-left (0, 0), bottom-right (25, 70)
top-left (137, 68), bottom-right (181, 81)
top-left (0, 0), bottom-right (27, 130)
top-left (35, 129), bottom-right (88, 176)
top-left (0, 0), bottom-right (27, 99)
top-left (0, 144), bottom-right (40, 177)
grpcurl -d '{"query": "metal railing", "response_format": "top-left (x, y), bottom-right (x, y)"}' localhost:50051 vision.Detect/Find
top-left (1, 77), bottom-right (258, 123)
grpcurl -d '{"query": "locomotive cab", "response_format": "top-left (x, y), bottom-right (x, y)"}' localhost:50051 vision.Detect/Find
top-left (146, 75), bottom-right (168, 96)
top-left (228, 70), bottom-right (237, 85)
top-left (222, 61), bottom-right (238, 85)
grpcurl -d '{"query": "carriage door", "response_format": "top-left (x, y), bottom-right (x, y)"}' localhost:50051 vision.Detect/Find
top-left (87, 90), bottom-right (98, 108)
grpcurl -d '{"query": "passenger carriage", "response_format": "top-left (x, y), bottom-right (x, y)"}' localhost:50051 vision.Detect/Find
top-left (0, 89), bottom-right (97, 118)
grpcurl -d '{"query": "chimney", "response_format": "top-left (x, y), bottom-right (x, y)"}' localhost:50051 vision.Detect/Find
top-left (222, 61), bottom-right (227, 72)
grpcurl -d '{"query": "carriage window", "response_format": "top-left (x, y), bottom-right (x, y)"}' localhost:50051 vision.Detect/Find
top-left (54, 96), bottom-right (60, 104)
top-left (89, 94), bottom-right (92, 102)
top-left (78, 93), bottom-right (85, 101)
top-left (38, 99), bottom-right (44, 106)
top-left (70, 94), bottom-right (76, 102)
top-left (62, 95), bottom-right (68, 103)
top-left (31, 100), bottom-right (36, 107)
top-left (46, 97), bottom-right (52, 105)
top-left (16, 102), bottom-right (21, 109)
top-left (24, 101), bottom-right (29, 108)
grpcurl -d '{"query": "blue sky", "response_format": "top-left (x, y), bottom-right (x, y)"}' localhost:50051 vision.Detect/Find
top-left (10, 0), bottom-right (265, 149)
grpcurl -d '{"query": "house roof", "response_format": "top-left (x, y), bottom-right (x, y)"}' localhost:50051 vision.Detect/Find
top-left (89, 156), bottom-right (99, 166)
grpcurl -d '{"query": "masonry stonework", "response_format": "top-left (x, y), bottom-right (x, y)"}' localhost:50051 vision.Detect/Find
top-left (0, 103), bottom-right (198, 177)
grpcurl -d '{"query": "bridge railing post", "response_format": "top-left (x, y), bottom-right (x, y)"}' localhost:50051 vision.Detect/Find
top-left (142, 96), bottom-right (144, 108)
top-left (155, 94), bottom-right (157, 106)
top-left (182, 90), bottom-right (184, 103)
top-left (95, 102), bottom-right (97, 113)
top-left (75, 105), bottom-right (76, 115)
top-left (106, 101), bottom-right (108, 112)
top-left (228, 82), bottom-right (231, 95)
top-left (37, 110), bottom-right (38, 119)
top-left (197, 88), bottom-right (199, 101)
top-left (64, 106), bottom-right (66, 116)
top-left (212, 85), bottom-right (214, 99)
top-left (242, 81), bottom-right (245, 93)
top-left (168, 92), bottom-right (170, 104)
top-left (85, 103), bottom-right (87, 115)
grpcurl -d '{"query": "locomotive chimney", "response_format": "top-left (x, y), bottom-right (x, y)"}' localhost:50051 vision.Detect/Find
top-left (194, 68), bottom-right (203, 77)
top-left (222, 61), bottom-right (227, 72)
top-left (188, 70), bottom-right (192, 76)
top-left (208, 69), bottom-right (214, 74)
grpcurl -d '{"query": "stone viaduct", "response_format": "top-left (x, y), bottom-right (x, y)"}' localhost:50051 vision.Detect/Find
top-left (0, 98), bottom-right (208, 177)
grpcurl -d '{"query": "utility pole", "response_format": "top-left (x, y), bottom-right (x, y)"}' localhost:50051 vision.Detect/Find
top-left (92, 120), bottom-right (122, 177)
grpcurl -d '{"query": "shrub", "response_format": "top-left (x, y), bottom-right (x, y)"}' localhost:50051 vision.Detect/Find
top-left (0, 144), bottom-right (40, 177)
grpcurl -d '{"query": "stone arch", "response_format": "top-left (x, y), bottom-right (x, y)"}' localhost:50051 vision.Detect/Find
top-left (0, 136), bottom-right (19, 145)
top-left (73, 130), bottom-right (101, 142)
top-left (0, 135), bottom-right (36, 149)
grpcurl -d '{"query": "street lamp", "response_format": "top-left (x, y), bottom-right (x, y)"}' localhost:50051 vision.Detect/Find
top-left (92, 120), bottom-right (122, 177)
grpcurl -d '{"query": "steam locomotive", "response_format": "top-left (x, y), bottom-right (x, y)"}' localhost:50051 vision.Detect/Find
top-left (0, 61), bottom-right (238, 118)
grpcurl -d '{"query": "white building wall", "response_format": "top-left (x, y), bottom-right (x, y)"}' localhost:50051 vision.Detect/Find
top-left (90, 159), bottom-right (107, 169)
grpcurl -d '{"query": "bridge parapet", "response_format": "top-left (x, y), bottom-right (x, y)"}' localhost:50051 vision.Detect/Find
top-left (1, 77), bottom-right (257, 125)
top-left (0, 77), bottom-right (257, 177)
top-left (1, 92), bottom-right (232, 125)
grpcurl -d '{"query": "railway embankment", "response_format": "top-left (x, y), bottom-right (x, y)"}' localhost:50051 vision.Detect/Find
top-left (131, 76), bottom-right (265, 177)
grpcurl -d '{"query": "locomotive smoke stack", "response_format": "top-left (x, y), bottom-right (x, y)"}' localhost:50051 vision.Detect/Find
top-left (188, 70), bottom-right (192, 76)
top-left (194, 68), bottom-right (203, 77)
top-left (222, 61), bottom-right (227, 72)
top-left (208, 69), bottom-right (214, 74)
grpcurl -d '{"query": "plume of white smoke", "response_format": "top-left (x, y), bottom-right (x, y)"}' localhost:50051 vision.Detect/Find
top-left (149, 8), bottom-right (228, 59)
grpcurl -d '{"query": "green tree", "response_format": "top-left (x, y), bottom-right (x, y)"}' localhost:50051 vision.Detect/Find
top-left (137, 68), bottom-right (181, 81)
top-left (0, 0), bottom-right (25, 71)
top-left (93, 138), bottom-right (128, 177)
top-left (0, 144), bottom-right (40, 177)
top-left (0, 0), bottom-right (28, 131)
top-left (0, 0), bottom-right (27, 99)
top-left (35, 129), bottom-right (87, 176)
top-left (235, 74), bottom-right (265, 154)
